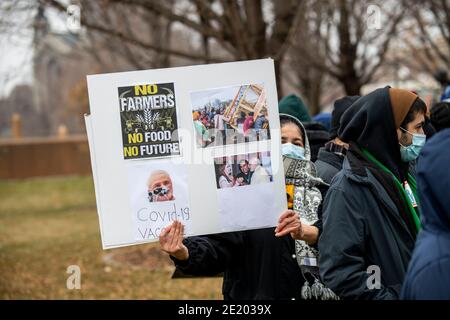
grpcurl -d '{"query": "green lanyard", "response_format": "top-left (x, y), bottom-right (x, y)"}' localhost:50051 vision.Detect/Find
top-left (362, 149), bottom-right (421, 233)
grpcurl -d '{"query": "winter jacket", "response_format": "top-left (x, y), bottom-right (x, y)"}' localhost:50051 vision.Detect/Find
top-left (319, 145), bottom-right (416, 299)
top-left (319, 87), bottom-right (423, 299)
top-left (401, 128), bottom-right (450, 300)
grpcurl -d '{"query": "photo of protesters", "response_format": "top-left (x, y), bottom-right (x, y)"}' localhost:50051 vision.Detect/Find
top-left (191, 84), bottom-right (270, 148)
top-left (147, 170), bottom-right (175, 202)
top-left (214, 152), bottom-right (272, 189)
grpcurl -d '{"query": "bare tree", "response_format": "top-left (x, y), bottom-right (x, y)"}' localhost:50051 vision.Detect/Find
top-left (291, 0), bottom-right (404, 96)
top-left (402, 0), bottom-right (450, 76)
top-left (41, 0), bottom-right (305, 97)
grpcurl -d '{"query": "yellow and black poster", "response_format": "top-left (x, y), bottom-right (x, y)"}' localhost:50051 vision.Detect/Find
top-left (118, 83), bottom-right (180, 159)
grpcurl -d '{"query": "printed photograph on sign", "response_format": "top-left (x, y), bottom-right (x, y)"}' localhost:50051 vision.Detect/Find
top-left (118, 83), bottom-right (180, 159)
top-left (214, 151), bottom-right (273, 189)
top-left (126, 161), bottom-right (191, 242)
top-left (214, 150), bottom-right (277, 232)
top-left (190, 84), bottom-right (270, 148)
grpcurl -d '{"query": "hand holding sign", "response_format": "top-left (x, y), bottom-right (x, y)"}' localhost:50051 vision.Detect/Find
top-left (86, 59), bottom-right (287, 249)
top-left (159, 221), bottom-right (189, 261)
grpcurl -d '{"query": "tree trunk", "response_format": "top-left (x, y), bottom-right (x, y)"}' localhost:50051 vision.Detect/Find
top-left (342, 78), bottom-right (362, 96)
top-left (274, 58), bottom-right (283, 98)
top-left (300, 75), bottom-right (322, 115)
top-left (308, 80), bottom-right (322, 116)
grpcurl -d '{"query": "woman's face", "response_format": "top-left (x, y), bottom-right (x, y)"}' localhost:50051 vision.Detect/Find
top-left (281, 123), bottom-right (304, 147)
top-left (225, 163), bottom-right (233, 176)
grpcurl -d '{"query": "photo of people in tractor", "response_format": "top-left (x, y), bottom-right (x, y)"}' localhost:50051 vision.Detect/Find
top-left (191, 84), bottom-right (270, 148)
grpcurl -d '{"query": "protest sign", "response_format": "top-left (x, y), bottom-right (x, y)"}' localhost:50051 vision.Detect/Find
top-left (85, 59), bottom-right (287, 249)
top-left (118, 83), bottom-right (180, 159)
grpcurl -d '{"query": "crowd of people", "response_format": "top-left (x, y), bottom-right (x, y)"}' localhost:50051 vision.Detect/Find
top-left (192, 108), bottom-right (228, 131)
top-left (193, 106), bottom-right (269, 147)
top-left (160, 84), bottom-right (450, 300)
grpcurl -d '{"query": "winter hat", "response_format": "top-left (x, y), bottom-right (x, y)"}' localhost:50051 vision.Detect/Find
top-left (431, 102), bottom-right (450, 132)
top-left (279, 94), bottom-right (312, 123)
top-left (330, 95), bottom-right (360, 139)
top-left (312, 112), bottom-right (332, 131)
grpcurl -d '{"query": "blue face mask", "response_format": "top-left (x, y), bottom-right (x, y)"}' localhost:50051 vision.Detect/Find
top-left (282, 142), bottom-right (305, 160)
top-left (399, 128), bottom-right (426, 162)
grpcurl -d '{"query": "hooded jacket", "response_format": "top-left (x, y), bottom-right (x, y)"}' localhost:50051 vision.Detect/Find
top-left (319, 87), bottom-right (421, 300)
top-left (338, 87), bottom-right (417, 182)
top-left (401, 128), bottom-right (450, 300)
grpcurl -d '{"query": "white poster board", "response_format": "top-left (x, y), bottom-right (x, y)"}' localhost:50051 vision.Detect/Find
top-left (85, 58), bottom-right (287, 249)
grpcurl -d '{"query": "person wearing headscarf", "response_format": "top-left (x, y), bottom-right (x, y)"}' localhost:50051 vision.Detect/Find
top-left (319, 87), bottom-right (427, 299)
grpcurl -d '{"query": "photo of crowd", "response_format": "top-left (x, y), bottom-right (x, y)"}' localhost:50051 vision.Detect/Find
top-left (191, 84), bottom-right (270, 148)
top-left (213, 151), bottom-right (272, 189)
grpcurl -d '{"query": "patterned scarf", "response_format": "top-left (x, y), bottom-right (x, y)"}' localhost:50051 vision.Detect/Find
top-left (284, 155), bottom-right (339, 300)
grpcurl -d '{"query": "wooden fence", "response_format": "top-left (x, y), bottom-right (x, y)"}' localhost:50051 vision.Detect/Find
top-left (0, 135), bottom-right (92, 179)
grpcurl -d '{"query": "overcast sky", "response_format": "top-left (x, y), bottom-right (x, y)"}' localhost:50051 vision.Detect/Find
top-left (0, 3), bottom-right (68, 98)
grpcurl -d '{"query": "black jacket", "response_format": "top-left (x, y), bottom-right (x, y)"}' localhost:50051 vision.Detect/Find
top-left (319, 146), bottom-right (416, 299)
top-left (172, 228), bottom-right (303, 300)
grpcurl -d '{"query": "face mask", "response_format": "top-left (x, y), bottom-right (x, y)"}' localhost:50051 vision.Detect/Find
top-left (282, 142), bottom-right (305, 160)
top-left (148, 186), bottom-right (169, 202)
top-left (399, 127), bottom-right (426, 162)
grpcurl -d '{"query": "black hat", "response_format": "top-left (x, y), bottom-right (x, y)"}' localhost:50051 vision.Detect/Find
top-left (329, 95), bottom-right (360, 139)
top-left (431, 102), bottom-right (450, 132)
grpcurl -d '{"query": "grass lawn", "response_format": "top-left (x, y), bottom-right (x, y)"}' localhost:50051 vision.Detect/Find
top-left (0, 176), bottom-right (222, 299)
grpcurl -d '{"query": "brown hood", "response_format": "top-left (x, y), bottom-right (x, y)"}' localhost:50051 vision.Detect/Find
top-left (339, 87), bottom-right (417, 181)
top-left (389, 88), bottom-right (418, 129)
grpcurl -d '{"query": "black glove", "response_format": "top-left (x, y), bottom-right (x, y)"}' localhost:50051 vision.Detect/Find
top-left (430, 102), bottom-right (450, 132)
